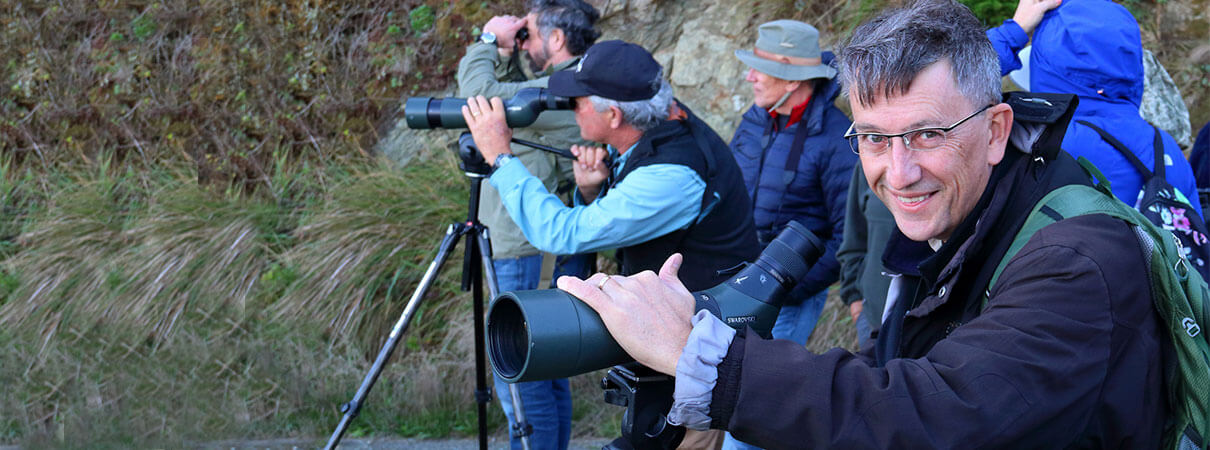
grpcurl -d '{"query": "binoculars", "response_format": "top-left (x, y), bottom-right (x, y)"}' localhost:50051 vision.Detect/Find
top-left (487, 221), bottom-right (824, 383)
top-left (405, 87), bottom-right (574, 129)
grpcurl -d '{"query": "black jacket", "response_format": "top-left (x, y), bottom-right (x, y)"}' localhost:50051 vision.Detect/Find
top-left (707, 98), bottom-right (1165, 449)
top-left (612, 104), bottom-right (760, 291)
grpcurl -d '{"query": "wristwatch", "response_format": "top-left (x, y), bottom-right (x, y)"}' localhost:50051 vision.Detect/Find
top-left (479, 31), bottom-right (497, 46)
top-left (492, 153), bottom-right (516, 172)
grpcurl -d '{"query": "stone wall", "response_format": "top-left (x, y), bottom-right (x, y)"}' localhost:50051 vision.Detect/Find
top-left (379, 0), bottom-right (776, 164)
top-left (591, 0), bottom-right (760, 138)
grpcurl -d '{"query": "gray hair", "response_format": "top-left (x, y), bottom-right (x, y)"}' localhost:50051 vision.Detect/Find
top-left (588, 76), bottom-right (674, 133)
top-left (527, 0), bottom-right (602, 55)
top-left (837, 0), bottom-right (1001, 108)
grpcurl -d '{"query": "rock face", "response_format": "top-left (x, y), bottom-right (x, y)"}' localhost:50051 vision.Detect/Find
top-left (379, 0), bottom-right (776, 165)
top-left (379, 0), bottom-right (1208, 163)
top-left (593, 0), bottom-right (761, 138)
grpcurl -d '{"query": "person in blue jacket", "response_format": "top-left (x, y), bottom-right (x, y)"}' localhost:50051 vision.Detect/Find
top-left (728, 20), bottom-right (855, 349)
top-left (987, 0), bottom-right (1203, 217)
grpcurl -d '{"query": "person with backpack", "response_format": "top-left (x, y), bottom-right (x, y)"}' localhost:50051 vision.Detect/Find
top-left (988, 0), bottom-right (1208, 277)
top-left (554, 1), bottom-right (1209, 447)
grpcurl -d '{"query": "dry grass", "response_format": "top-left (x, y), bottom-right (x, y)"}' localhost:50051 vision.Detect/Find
top-left (4, 0), bottom-right (1198, 447)
top-left (0, 155), bottom-right (503, 446)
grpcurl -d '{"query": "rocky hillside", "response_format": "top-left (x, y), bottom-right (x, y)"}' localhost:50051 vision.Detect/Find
top-left (382, 0), bottom-right (1210, 163)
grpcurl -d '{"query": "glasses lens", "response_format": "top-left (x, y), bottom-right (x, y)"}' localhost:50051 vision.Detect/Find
top-left (904, 129), bottom-right (946, 151)
top-left (851, 134), bottom-right (890, 155)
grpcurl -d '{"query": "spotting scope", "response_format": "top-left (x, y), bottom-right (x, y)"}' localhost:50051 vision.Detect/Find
top-left (405, 87), bottom-right (574, 129)
top-left (487, 221), bottom-right (824, 383)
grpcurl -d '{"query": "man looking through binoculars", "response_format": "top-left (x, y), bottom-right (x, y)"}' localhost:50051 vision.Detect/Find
top-left (456, 1), bottom-right (601, 448)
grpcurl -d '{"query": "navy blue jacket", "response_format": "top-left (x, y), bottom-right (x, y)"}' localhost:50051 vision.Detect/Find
top-left (729, 65), bottom-right (856, 299)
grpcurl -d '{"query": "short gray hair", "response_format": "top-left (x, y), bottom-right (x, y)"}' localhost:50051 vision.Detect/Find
top-left (588, 76), bottom-right (674, 132)
top-left (837, 0), bottom-right (1000, 108)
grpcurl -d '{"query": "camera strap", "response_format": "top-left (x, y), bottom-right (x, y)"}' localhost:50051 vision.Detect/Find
top-left (539, 252), bottom-right (557, 289)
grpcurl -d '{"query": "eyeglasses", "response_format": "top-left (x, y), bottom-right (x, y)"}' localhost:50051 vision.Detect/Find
top-left (844, 104), bottom-right (994, 155)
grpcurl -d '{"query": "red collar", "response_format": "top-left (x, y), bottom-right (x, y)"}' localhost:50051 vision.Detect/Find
top-left (768, 95), bottom-right (812, 127)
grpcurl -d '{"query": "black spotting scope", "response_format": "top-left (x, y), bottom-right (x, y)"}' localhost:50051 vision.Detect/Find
top-left (405, 87), bottom-right (574, 129)
top-left (487, 221), bottom-right (825, 383)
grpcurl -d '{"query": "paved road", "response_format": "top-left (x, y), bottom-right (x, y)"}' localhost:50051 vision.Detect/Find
top-left (194, 437), bottom-right (613, 449)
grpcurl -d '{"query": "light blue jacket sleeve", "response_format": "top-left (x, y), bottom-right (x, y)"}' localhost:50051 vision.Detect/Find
top-left (490, 156), bottom-right (706, 255)
top-left (987, 19), bottom-right (1030, 76)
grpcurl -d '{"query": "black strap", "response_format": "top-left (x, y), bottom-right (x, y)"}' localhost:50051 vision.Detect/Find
top-left (782, 116), bottom-right (811, 190)
top-left (1149, 124), bottom-right (1165, 179)
top-left (1076, 119), bottom-right (1153, 179)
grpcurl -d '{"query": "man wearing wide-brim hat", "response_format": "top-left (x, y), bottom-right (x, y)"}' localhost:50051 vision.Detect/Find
top-left (724, 19), bottom-right (857, 450)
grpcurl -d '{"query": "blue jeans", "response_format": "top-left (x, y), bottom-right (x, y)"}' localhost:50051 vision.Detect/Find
top-left (769, 288), bottom-right (828, 346)
top-left (723, 288), bottom-right (828, 450)
top-left (492, 253), bottom-right (591, 450)
top-left (856, 310), bottom-right (875, 350)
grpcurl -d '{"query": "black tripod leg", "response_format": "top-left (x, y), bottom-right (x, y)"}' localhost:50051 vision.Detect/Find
top-left (475, 230), bottom-right (534, 450)
top-left (466, 231), bottom-right (491, 450)
top-left (325, 224), bottom-right (464, 450)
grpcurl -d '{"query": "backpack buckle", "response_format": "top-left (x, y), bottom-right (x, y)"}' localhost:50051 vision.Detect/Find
top-left (1172, 234), bottom-right (1191, 280)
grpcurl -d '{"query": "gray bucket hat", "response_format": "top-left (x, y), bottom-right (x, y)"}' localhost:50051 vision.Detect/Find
top-left (735, 20), bottom-right (837, 81)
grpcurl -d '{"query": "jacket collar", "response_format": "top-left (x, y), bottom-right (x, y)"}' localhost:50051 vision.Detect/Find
top-left (883, 149), bottom-right (1023, 316)
top-left (544, 55), bottom-right (581, 76)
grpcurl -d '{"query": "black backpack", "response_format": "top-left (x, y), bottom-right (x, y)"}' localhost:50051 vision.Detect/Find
top-left (1077, 120), bottom-right (1210, 278)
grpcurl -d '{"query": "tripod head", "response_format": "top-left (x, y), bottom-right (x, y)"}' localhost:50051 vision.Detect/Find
top-left (457, 132), bottom-right (493, 176)
top-left (457, 132), bottom-right (579, 178)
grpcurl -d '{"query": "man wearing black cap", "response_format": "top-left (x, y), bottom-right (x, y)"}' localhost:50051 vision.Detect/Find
top-left (461, 40), bottom-right (759, 294)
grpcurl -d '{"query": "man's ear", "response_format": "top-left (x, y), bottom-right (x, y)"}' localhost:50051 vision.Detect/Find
top-left (608, 105), bottom-right (624, 129)
top-left (548, 28), bottom-right (566, 53)
top-left (985, 102), bottom-right (1014, 166)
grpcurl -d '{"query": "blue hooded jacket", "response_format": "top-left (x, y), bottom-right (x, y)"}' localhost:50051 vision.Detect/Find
top-left (729, 52), bottom-right (857, 300)
top-left (1023, 0), bottom-right (1203, 217)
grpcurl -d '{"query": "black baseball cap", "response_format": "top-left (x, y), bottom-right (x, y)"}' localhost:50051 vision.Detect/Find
top-left (548, 40), bottom-right (662, 102)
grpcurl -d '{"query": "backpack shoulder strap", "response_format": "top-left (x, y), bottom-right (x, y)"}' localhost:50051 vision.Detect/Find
top-left (983, 160), bottom-right (1210, 449)
top-left (1077, 119), bottom-right (1154, 179)
top-left (986, 157), bottom-right (1133, 299)
top-left (1150, 124), bottom-right (1167, 179)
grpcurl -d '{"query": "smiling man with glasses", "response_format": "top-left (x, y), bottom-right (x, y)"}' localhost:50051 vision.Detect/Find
top-left (844, 103), bottom-right (993, 155)
top-left (549, 0), bottom-right (1168, 447)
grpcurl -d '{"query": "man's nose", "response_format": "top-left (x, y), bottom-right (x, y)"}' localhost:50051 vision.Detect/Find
top-left (884, 137), bottom-right (922, 190)
top-left (745, 68), bottom-right (758, 82)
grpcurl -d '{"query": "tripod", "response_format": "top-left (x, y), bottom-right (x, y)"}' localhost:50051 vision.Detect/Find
top-left (325, 133), bottom-right (534, 450)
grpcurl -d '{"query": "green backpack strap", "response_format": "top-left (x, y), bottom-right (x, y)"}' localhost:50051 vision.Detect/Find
top-left (985, 157), bottom-right (1118, 302)
top-left (985, 157), bottom-right (1210, 449)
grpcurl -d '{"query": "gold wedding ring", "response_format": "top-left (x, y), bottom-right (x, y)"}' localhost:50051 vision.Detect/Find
top-left (596, 275), bottom-right (612, 290)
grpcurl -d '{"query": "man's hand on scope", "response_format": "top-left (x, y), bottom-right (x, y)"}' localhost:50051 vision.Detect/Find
top-left (483, 15), bottom-right (526, 56)
top-left (557, 254), bottom-right (696, 376)
top-left (462, 96), bottom-right (514, 167)
top-left (570, 145), bottom-right (610, 203)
